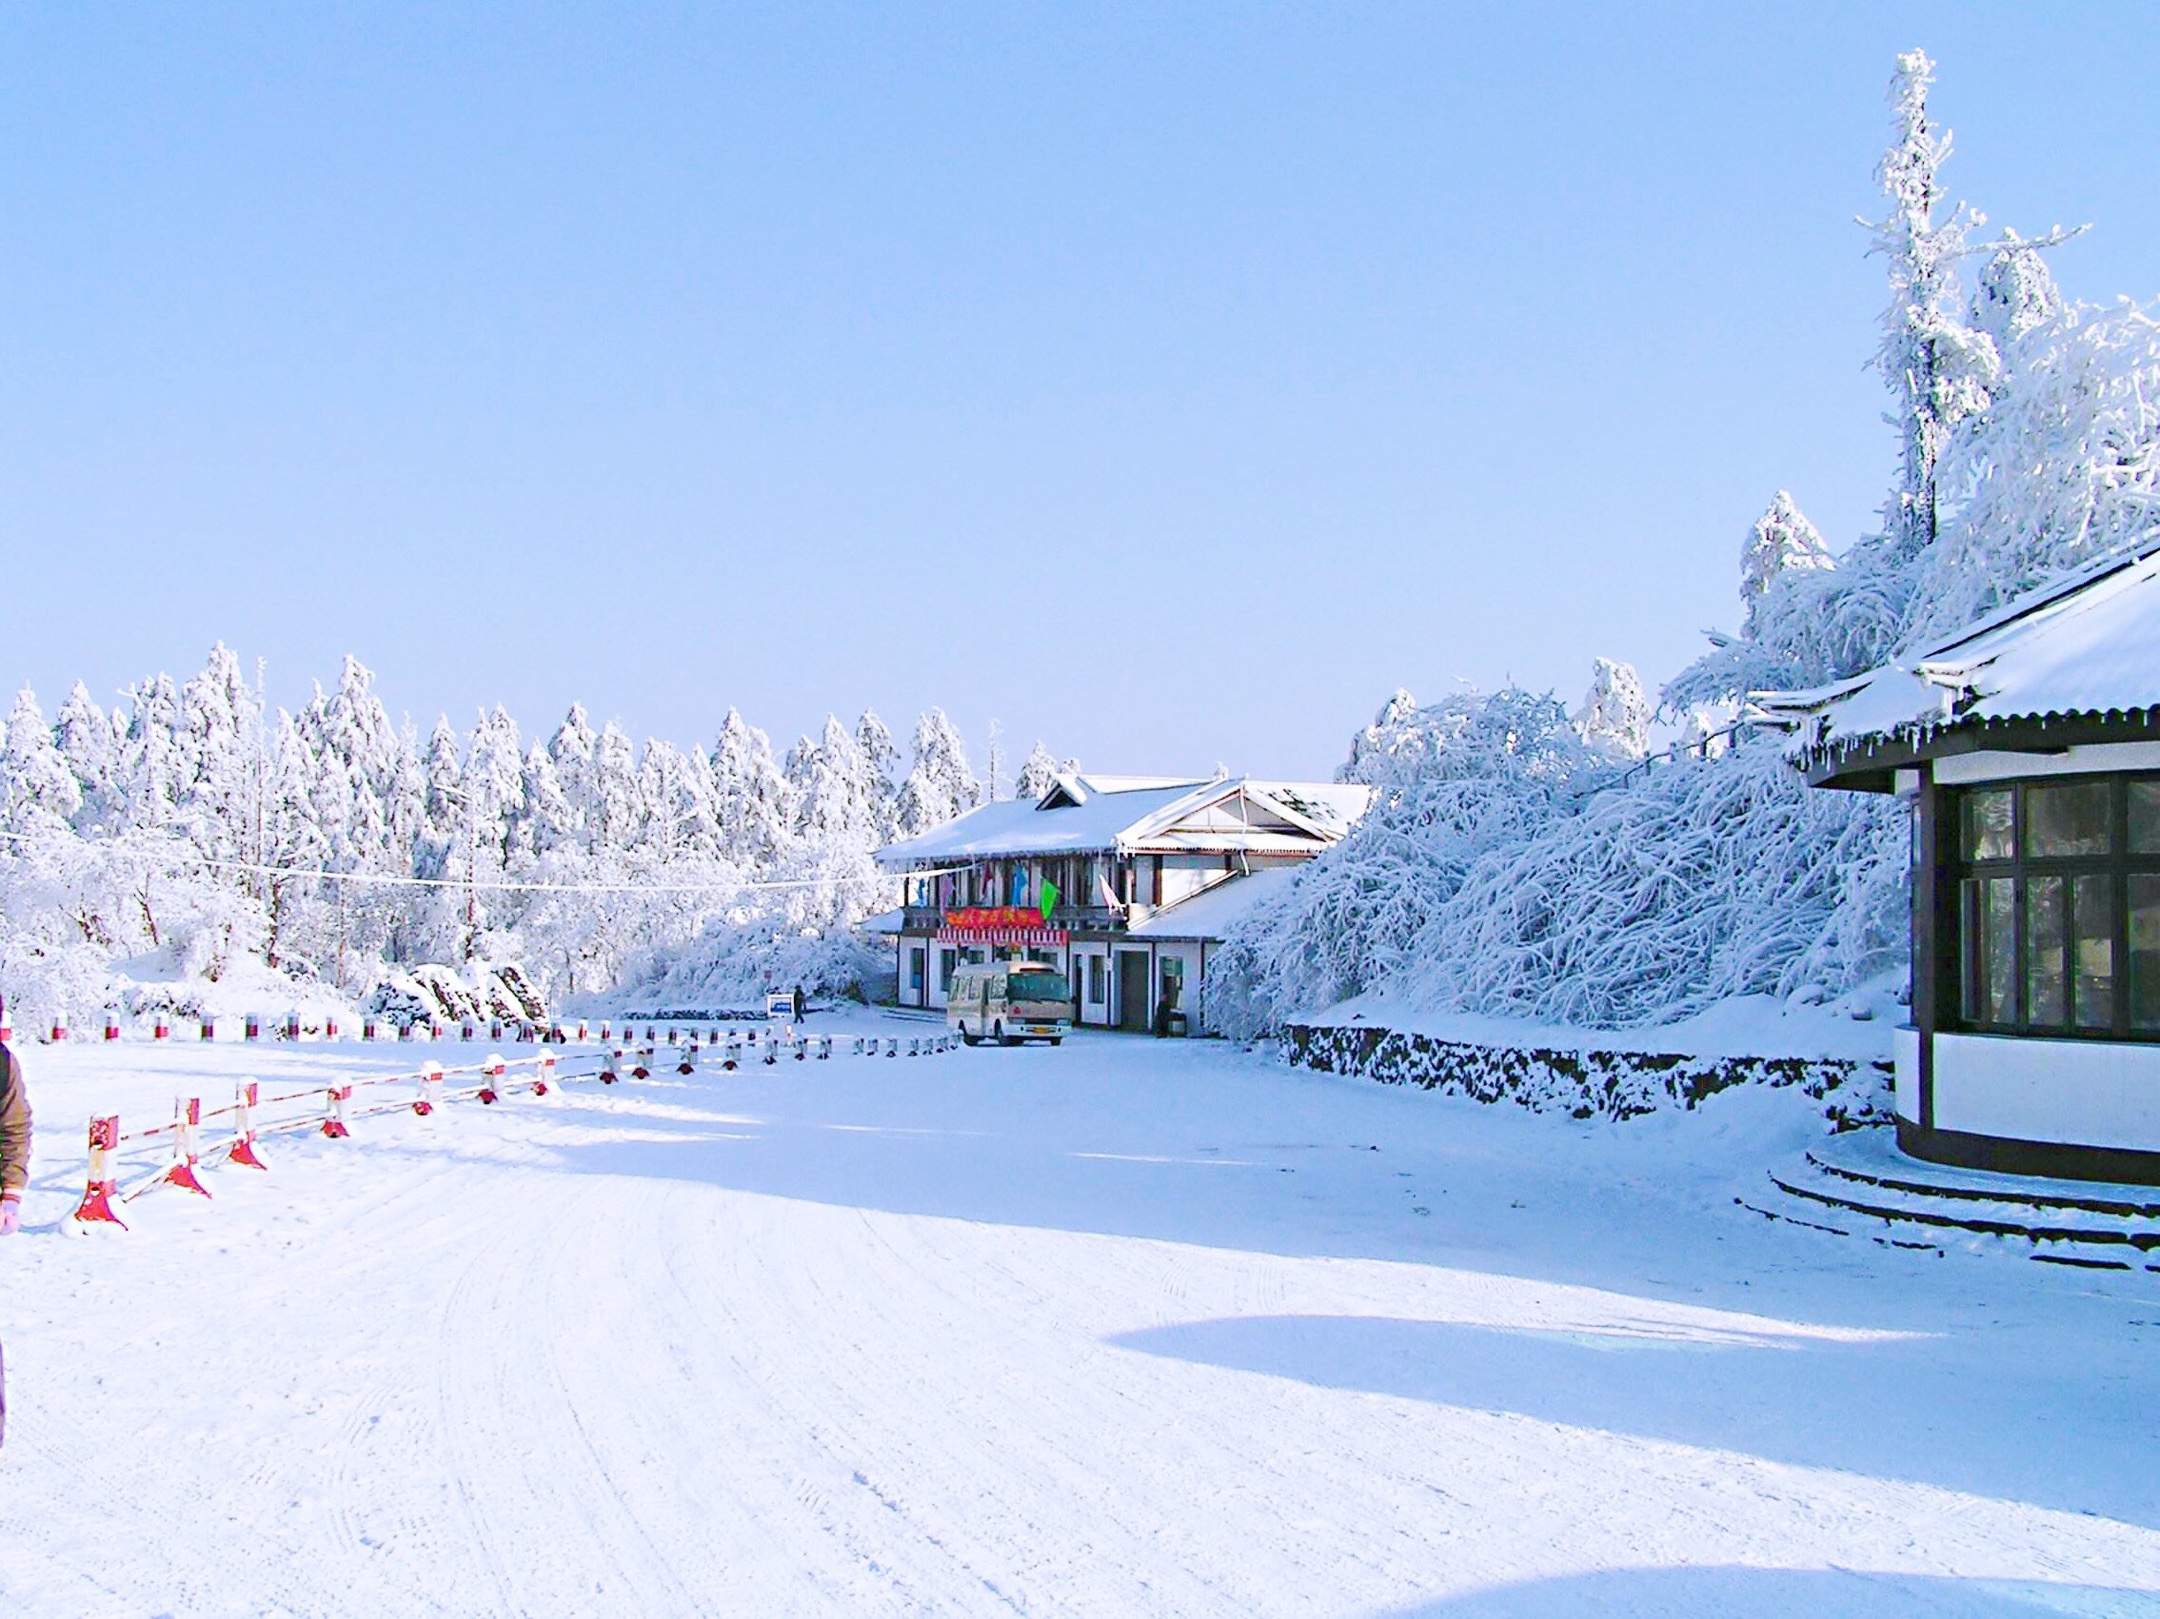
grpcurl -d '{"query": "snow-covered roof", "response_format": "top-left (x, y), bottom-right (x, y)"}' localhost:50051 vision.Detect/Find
top-left (858, 907), bottom-right (908, 936)
top-left (1752, 540), bottom-right (2160, 767)
top-left (875, 774), bottom-right (1372, 870)
top-left (1126, 866), bottom-right (1302, 941)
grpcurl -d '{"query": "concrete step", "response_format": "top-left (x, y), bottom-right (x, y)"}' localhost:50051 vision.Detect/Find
top-left (1743, 1127), bottom-right (2160, 1273)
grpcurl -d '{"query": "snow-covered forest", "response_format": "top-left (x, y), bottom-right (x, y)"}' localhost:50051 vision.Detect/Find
top-left (0, 659), bottom-right (1015, 1027)
top-left (1210, 50), bottom-right (2160, 1037)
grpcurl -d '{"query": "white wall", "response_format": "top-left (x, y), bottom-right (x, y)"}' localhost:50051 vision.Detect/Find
top-left (1931, 1032), bottom-right (2160, 1153)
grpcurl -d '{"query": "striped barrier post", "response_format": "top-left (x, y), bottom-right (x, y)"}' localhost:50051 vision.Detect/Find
top-left (477, 1054), bottom-right (505, 1105)
top-left (325, 1017), bottom-right (339, 1042)
top-left (50, 1015), bottom-right (67, 1043)
top-left (104, 1015), bottom-right (120, 1042)
top-left (284, 1013), bottom-right (300, 1042)
top-left (200, 1018), bottom-right (215, 1041)
top-left (577, 1020), bottom-right (589, 1043)
top-left (599, 1056), bottom-right (618, 1085)
top-left (245, 1014), bottom-right (260, 1042)
top-left (157, 1099), bottom-right (212, 1198)
top-left (66, 1116), bottom-right (127, 1231)
top-left (228, 1082), bottom-right (268, 1169)
top-left (430, 1021), bottom-right (445, 1042)
top-left (153, 1016), bottom-right (169, 1041)
top-left (363, 1018), bottom-right (378, 1042)
top-left (414, 1061), bottom-right (444, 1116)
top-left (630, 1051), bottom-right (651, 1080)
top-left (322, 1085), bottom-right (352, 1138)
top-left (533, 1055), bottom-right (555, 1097)
top-left (461, 1022), bottom-right (476, 1043)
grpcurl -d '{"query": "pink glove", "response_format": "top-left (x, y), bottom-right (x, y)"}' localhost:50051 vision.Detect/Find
top-left (0, 1197), bottom-right (19, 1236)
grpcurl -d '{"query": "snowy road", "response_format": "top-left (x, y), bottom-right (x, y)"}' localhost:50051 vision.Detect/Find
top-left (3, 1024), bottom-right (2158, 1617)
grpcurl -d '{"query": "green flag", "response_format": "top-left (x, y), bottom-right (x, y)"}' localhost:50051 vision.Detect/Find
top-left (1039, 878), bottom-right (1060, 923)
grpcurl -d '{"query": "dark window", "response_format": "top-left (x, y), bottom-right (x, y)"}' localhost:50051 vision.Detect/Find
top-left (1949, 774), bottom-right (2160, 1039)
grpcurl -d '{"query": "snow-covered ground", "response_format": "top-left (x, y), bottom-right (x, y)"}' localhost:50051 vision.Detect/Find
top-left (2, 1020), bottom-right (2157, 1618)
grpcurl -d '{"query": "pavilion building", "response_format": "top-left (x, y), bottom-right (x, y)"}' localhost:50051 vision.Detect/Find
top-left (1755, 544), bottom-right (2160, 1184)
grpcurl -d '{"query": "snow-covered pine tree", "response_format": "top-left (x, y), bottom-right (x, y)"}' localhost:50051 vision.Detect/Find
top-left (1573, 659), bottom-right (1651, 762)
top-left (54, 681), bottom-right (120, 831)
top-left (855, 709), bottom-right (903, 845)
top-left (1, 688), bottom-right (82, 833)
top-left (896, 709), bottom-right (980, 836)
top-left (1015, 741), bottom-right (1061, 801)
top-left (712, 708), bottom-right (796, 874)
top-left (1739, 493), bottom-right (1834, 632)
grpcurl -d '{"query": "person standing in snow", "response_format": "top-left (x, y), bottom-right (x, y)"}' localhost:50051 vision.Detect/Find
top-left (0, 1032), bottom-right (29, 1447)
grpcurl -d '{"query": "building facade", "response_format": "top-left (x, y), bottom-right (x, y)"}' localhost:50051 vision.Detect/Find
top-left (1757, 546), bottom-right (2160, 1183)
top-left (874, 774), bottom-right (1371, 1035)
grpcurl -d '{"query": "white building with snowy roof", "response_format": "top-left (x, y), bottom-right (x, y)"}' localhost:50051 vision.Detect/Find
top-left (875, 773), bottom-right (1371, 1034)
top-left (1755, 542), bottom-right (2160, 1184)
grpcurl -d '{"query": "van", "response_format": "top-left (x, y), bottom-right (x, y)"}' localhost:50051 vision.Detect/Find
top-left (948, 960), bottom-right (1072, 1046)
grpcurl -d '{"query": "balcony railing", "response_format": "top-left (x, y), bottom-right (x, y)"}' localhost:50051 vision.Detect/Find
top-left (898, 904), bottom-right (1126, 934)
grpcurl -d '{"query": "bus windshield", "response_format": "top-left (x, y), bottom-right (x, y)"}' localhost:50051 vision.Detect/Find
top-left (1007, 971), bottom-right (1070, 1004)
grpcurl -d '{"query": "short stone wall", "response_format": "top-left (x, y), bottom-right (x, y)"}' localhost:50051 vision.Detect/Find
top-left (1281, 1021), bottom-right (1893, 1127)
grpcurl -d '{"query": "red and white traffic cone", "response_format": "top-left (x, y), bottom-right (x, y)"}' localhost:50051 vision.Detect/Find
top-left (157, 1099), bottom-right (212, 1198)
top-left (228, 1082), bottom-right (269, 1169)
top-left (322, 1085), bottom-right (352, 1139)
top-left (478, 1054), bottom-right (505, 1105)
top-left (414, 1061), bottom-right (444, 1116)
top-left (65, 1115), bottom-right (127, 1231)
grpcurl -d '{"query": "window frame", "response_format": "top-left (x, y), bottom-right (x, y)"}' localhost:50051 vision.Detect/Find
top-left (1948, 773), bottom-right (2160, 1040)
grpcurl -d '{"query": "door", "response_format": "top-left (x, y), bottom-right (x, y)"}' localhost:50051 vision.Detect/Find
top-left (1117, 951), bottom-right (1151, 1032)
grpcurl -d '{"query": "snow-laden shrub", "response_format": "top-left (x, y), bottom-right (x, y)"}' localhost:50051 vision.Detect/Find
top-left (610, 921), bottom-right (890, 1013)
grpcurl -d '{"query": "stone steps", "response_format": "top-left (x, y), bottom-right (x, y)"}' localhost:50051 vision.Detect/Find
top-left (1743, 1128), bottom-right (2160, 1273)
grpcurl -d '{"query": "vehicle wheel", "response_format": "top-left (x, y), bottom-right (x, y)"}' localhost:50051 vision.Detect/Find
top-left (962, 1031), bottom-right (980, 1047)
top-left (1049, 1038), bottom-right (1063, 1047)
top-left (994, 1020), bottom-right (1013, 1047)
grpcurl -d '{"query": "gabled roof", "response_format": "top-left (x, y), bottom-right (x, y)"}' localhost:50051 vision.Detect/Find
top-left (1752, 540), bottom-right (2160, 779)
top-left (875, 774), bottom-right (1373, 870)
top-left (1126, 865), bottom-right (1303, 941)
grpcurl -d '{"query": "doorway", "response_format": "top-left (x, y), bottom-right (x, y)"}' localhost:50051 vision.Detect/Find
top-left (1117, 951), bottom-right (1151, 1032)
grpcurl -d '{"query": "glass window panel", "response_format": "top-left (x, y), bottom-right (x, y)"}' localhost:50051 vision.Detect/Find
top-left (2023, 780), bottom-right (2112, 858)
top-left (2132, 875), bottom-right (2160, 1032)
top-left (2025, 875), bottom-right (2067, 1026)
top-left (1962, 789), bottom-right (2014, 861)
top-left (2073, 873), bottom-right (2115, 1030)
top-left (1961, 876), bottom-right (2018, 1025)
top-left (2131, 781), bottom-right (2160, 854)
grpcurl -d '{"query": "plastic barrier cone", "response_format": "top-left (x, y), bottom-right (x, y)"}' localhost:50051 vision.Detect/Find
top-left (158, 1099), bottom-right (213, 1197)
top-left (478, 1054), bottom-right (505, 1105)
top-left (323, 1085), bottom-right (352, 1138)
top-left (228, 1082), bottom-right (269, 1169)
top-left (66, 1115), bottom-right (127, 1231)
top-left (415, 1061), bottom-right (444, 1116)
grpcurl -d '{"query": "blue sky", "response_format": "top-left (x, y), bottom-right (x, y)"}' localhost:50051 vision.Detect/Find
top-left (4, 4), bottom-right (2157, 781)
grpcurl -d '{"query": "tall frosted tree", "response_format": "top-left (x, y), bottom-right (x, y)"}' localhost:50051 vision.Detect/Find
top-left (712, 708), bottom-right (795, 873)
top-left (1739, 493), bottom-right (1834, 631)
top-left (1868, 48), bottom-right (1995, 562)
top-left (1573, 660), bottom-right (1651, 762)
top-left (855, 709), bottom-right (903, 844)
top-left (897, 709), bottom-right (980, 836)
top-left (54, 681), bottom-right (120, 831)
top-left (1015, 741), bottom-right (1061, 801)
top-left (2, 688), bottom-right (82, 833)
